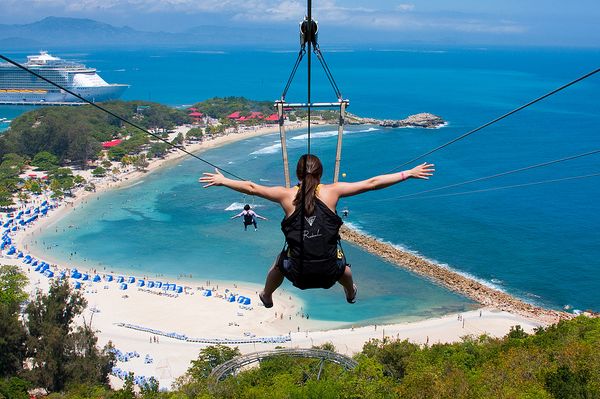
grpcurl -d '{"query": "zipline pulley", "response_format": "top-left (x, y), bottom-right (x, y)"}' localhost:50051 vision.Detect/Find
top-left (277, 15), bottom-right (348, 187)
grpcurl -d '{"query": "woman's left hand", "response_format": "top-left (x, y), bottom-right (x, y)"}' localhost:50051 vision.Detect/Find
top-left (199, 168), bottom-right (226, 188)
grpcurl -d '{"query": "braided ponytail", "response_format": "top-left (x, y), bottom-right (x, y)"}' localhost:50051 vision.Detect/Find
top-left (293, 154), bottom-right (323, 215)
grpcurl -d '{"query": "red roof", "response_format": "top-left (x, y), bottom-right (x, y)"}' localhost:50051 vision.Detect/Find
top-left (249, 112), bottom-right (263, 119)
top-left (102, 139), bottom-right (123, 148)
top-left (188, 107), bottom-right (198, 111)
top-left (188, 111), bottom-right (203, 117)
top-left (265, 114), bottom-right (279, 121)
top-left (237, 116), bottom-right (248, 121)
top-left (227, 111), bottom-right (241, 119)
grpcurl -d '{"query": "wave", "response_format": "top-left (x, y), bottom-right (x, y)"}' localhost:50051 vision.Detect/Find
top-left (250, 143), bottom-right (281, 155)
top-left (376, 49), bottom-right (448, 54)
top-left (224, 202), bottom-right (263, 211)
top-left (114, 69), bottom-right (126, 72)
top-left (291, 127), bottom-right (379, 141)
top-left (120, 180), bottom-right (144, 189)
top-left (180, 50), bottom-right (227, 55)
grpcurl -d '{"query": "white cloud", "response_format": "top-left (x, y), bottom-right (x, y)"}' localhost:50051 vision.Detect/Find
top-left (1, 0), bottom-right (527, 37)
top-left (396, 4), bottom-right (415, 12)
top-left (233, 1), bottom-right (304, 22)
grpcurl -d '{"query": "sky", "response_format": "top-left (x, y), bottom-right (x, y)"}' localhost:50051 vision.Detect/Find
top-left (0, 0), bottom-right (599, 47)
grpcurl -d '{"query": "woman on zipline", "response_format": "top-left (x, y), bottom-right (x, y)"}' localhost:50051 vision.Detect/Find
top-left (231, 204), bottom-right (267, 231)
top-left (200, 154), bottom-right (434, 307)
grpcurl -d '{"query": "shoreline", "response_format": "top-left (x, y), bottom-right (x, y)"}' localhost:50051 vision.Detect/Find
top-left (14, 119), bottom-right (568, 326)
top-left (2, 121), bottom-right (561, 388)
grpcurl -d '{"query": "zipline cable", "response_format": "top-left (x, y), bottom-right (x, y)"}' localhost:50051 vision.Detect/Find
top-left (299, 0), bottom-right (314, 271)
top-left (281, 48), bottom-right (306, 100)
top-left (0, 54), bottom-right (246, 181)
top-left (314, 46), bottom-right (342, 100)
top-left (387, 67), bottom-right (600, 172)
top-left (392, 172), bottom-right (600, 201)
top-left (373, 148), bottom-right (600, 202)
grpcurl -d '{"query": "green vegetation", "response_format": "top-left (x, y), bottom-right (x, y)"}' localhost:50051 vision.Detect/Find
top-left (1, 263), bottom-right (597, 398)
top-left (192, 97), bottom-right (273, 119)
top-left (0, 101), bottom-right (190, 167)
top-left (0, 267), bottom-right (114, 397)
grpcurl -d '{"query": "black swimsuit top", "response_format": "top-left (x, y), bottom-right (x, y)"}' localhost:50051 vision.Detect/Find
top-left (281, 198), bottom-right (343, 261)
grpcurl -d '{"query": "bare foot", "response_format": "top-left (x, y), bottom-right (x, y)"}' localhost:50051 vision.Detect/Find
top-left (344, 284), bottom-right (357, 304)
top-left (259, 291), bottom-right (273, 308)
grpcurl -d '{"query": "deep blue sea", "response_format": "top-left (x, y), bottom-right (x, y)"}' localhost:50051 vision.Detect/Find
top-left (6, 46), bottom-right (599, 322)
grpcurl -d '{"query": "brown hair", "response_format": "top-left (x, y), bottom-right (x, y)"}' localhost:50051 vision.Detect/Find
top-left (293, 154), bottom-right (323, 215)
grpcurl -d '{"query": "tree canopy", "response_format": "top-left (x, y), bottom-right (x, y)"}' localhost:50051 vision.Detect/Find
top-left (0, 101), bottom-right (190, 167)
top-left (192, 97), bottom-right (272, 119)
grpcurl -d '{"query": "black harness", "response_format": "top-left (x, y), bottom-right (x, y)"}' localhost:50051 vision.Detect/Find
top-left (279, 198), bottom-right (348, 290)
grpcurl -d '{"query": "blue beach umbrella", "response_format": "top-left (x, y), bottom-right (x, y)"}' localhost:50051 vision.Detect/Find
top-left (127, 276), bottom-right (135, 284)
top-left (147, 281), bottom-right (154, 288)
top-left (93, 275), bottom-right (101, 282)
top-left (176, 286), bottom-right (183, 293)
top-left (105, 275), bottom-right (114, 282)
top-left (119, 283), bottom-right (128, 290)
top-left (137, 280), bottom-right (145, 287)
top-left (117, 276), bottom-right (124, 283)
top-left (74, 281), bottom-right (82, 289)
top-left (82, 274), bottom-right (89, 281)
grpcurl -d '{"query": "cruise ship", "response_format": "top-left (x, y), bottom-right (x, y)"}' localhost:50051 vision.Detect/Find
top-left (0, 52), bottom-right (128, 105)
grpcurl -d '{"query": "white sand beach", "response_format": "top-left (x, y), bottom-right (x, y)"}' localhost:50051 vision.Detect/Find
top-left (12, 257), bottom-right (542, 389)
top-left (1, 121), bottom-right (547, 390)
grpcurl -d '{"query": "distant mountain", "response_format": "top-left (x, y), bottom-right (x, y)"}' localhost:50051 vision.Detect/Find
top-left (0, 16), bottom-right (294, 49)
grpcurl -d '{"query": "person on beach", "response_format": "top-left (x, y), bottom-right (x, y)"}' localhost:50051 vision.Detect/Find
top-left (231, 204), bottom-right (267, 231)
top-left (200, 154), bottom-right (434, 307)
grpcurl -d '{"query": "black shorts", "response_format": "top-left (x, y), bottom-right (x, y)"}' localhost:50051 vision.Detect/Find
top-left (276, 250), bottom-right (348, 290)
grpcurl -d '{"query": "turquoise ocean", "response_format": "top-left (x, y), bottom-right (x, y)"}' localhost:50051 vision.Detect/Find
top-left (4, 47), bottom-right (599, 324)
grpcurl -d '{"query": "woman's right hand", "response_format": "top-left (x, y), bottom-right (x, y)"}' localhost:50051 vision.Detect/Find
top-left (409, 162), bottom-right (435, 179)
top-left (199, 168), bottom-right (226, 187)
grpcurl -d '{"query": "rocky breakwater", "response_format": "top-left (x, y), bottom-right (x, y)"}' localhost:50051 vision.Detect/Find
top-left (340, 226), bottom-right (572, 325)
top-left (347, 112), bottom-right (446, 129)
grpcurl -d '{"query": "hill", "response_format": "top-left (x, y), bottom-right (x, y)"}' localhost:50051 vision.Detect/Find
top-left (0, 17), bottom-right (294, 49)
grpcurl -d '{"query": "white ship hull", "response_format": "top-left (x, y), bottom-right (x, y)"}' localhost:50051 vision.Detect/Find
top-left (0, 84), bottom-right (129, 104)
top-left (0, 52), bottom-right (129, 105)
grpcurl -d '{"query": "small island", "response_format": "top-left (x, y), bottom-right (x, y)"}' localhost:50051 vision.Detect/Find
top-left (347, 112), bottom-right (446, 129)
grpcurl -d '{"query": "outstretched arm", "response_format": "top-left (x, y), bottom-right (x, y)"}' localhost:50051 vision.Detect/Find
top-left (199, 169), bottom-right (288, 204)
top-left (231, 212), bottom-right (244, 219)
top-left (252, 211), bottom-right (268, 221)
top-left (331, 163), bottom-right (435, 198)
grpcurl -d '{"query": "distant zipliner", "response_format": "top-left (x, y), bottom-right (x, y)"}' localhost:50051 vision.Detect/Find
top-left (200, 155), bottom-right (434, 307)
top-left (231, 204), bottom-right (267, 231)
